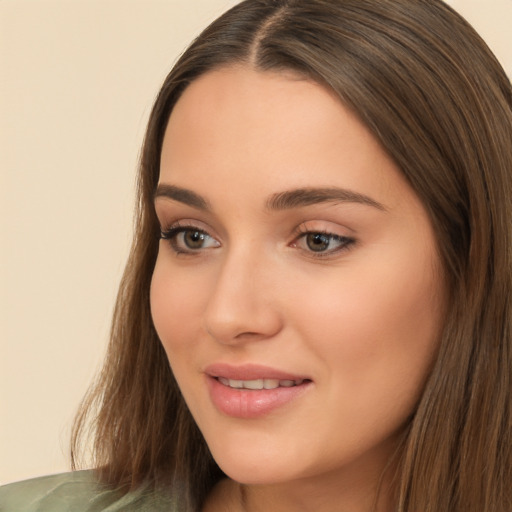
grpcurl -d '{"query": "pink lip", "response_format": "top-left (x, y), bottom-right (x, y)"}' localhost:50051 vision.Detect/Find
top-left (204, 363), bottom-right (312, 419)
top-left (204, 363), bottom-right (309, 381)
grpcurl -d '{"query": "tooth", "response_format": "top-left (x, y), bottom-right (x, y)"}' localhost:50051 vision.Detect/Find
top-left (243, 379), bottom-right (264, 390)
top-left (220, 378), bottom-right (304, 390)
top-left (263, 379), bottom-right (280, 389)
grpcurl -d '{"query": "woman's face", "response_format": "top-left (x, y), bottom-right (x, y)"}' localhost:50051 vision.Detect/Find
top-left (151, 67), bottom-right (444, 487)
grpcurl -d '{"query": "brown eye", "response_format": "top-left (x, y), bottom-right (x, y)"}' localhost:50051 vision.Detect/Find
top-left (160, 226), bottom-right (220, 253)
top-left (293, 231), bottom-right (355, 257)
top-left (184, 230), bottom-right (208, 249)
top-left (306, 233), bottom-right (331, 252)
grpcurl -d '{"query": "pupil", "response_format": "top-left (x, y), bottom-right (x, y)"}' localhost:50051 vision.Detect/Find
top-left (307, 233), bottom-right (329, 252)
top-left (185, 231), bottom-right (204, 248)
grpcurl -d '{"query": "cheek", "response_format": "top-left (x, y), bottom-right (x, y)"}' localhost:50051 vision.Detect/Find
top-left (293, 248), bottom-right (443, 413)
top-left (149, 255), bottom-right (206, 360)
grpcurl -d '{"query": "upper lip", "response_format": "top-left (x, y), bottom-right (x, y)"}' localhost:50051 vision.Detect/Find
top-left (204, 363), bottom-right (310, 382)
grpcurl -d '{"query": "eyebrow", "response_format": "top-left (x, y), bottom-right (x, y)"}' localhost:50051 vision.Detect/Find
top-left (154, 184), bottom-right (211, 210)
top-left (154, 184), bottom-right (386, 212)
top-left (266, 187), bottom-right (386, 211)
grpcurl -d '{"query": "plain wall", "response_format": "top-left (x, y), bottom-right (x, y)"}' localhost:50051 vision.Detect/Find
top-left (1, 0), bottom-right (511, 485)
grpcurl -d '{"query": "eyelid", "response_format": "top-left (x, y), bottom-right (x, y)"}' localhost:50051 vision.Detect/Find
top-left (159, 218), bottom-right (215, 236)
top-left (160, 221), bottom-right (221, 255)
top-left (290, 222), bottom-right (356, 258)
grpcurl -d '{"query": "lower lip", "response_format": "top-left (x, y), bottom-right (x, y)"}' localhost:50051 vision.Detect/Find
top-left (206, 376), bottom-right (312, 419)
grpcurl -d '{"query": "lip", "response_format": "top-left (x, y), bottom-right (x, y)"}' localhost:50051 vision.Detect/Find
top-left (204, 363), bottom-right (310, 381)
top-left (204, 363), bottom-right (313, 419)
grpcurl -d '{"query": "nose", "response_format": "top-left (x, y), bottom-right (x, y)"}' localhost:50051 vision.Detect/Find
top-left (203, 249), bottom-right (283, 345)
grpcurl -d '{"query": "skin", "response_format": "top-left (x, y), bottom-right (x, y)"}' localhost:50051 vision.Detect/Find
top-left (150, 66), bottom-right (445, 512)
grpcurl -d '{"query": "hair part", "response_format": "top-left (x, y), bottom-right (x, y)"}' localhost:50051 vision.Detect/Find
top-left (72, 1), bottom-right (512, 510)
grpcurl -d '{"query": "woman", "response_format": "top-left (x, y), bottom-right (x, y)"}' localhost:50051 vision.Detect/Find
top-left (1, 0), bottom-right (511, 511)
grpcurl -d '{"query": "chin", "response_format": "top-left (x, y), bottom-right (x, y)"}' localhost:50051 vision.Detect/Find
top-left (207, 439), bottom-right (301, 485)
top-left (217, 461), bottom-right (294, 486)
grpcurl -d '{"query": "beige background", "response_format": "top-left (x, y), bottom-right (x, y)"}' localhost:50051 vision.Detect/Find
top-left (1, 0), bottom-right (510, 485)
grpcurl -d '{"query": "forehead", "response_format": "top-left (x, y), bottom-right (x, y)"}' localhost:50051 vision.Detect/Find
top-left (164, 66), bottom-right (372, 158)
top-left (159, 66), bottom-right (411, 211)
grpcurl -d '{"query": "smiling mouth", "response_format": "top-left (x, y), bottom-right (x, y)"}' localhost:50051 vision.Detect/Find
top-left (208, 371), bottom-right (313, 418)
top-left (217, 377), bottom-right (308, 390)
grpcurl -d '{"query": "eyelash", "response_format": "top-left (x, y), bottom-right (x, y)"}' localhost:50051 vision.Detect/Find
top-left (160, 223), bottom-right (219, 255)
top-left (291, 226), bottom-right (355, 258)
top-left (159, 223), bottom-right (356, 258)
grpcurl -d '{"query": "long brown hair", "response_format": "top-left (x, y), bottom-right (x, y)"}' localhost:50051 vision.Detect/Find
top-left (71, 1), bottom-right (512, 510)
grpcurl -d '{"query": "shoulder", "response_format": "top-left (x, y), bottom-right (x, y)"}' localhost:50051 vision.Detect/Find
top-left (0, 470), bottom-right (176, 512)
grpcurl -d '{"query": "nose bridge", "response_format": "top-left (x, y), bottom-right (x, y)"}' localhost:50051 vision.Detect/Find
top-left (203, 241), bottom-right (281, 343)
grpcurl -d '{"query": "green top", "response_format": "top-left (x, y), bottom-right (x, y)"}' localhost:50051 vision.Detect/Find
top-left (0, 471), bottom-right (176, 512)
